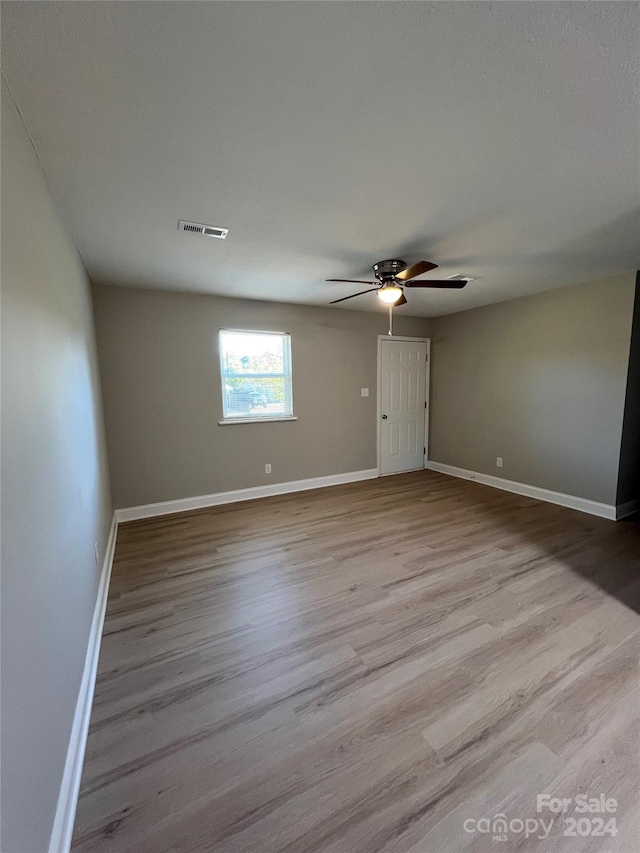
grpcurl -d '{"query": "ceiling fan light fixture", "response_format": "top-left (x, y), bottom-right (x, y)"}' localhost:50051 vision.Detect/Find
top-left (377, 285), bottom-right (403, 304)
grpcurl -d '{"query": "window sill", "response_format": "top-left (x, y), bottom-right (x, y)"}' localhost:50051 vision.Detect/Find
top-left (218, 416), bottom-right (298, 425)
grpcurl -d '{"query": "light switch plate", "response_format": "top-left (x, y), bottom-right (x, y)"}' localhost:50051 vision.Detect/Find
top-left (361, 388), bottom-right (369, 397)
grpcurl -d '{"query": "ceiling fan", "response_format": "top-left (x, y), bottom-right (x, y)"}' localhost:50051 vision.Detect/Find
top-left (327, 259), bottom-right (469, 307)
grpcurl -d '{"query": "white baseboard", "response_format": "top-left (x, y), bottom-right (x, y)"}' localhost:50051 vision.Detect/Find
top-left (425, 461), bottom-right (618, 521)
top-left (49, 513), bottom-right (118, 853)
top-left (115, 468), bottom-right (380, 523)
top-left (45, 466), bottom-right (632, 851)
top-left (47, 467), bottom-right (379, 848)
top-left (616, 499), bottom-right (640, 520)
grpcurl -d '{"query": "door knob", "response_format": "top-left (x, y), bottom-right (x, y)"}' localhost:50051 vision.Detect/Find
top-left (381, 414), bottom-right (388, 419)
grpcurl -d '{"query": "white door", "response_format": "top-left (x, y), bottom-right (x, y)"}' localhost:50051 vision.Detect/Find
top-left (379, 338), bottom-right (428, 475)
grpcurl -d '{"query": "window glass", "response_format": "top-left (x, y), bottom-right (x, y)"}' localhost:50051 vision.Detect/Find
top-left (219, 330), bottom-right (293, 420)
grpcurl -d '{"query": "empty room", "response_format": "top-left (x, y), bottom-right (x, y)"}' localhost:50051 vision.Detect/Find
top-left (2, 2), bottom-right (640, 852)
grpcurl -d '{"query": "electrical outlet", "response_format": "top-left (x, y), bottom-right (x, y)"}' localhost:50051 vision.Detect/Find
top-left (265, 463), bottom-right (272, 474)
top-left (94, 542), bottom-right (99, 567)
top-left (496, 457), bottom-right (503, 468)
top-left (361, 388), bottom-right (369, 397)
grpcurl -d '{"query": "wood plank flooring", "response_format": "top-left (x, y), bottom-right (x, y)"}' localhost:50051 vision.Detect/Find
top-left (72, 471), bottom-right (640, 853)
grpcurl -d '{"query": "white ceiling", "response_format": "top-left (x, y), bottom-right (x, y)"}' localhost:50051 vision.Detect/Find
top-left (2, 2), bottom-right (639, 317)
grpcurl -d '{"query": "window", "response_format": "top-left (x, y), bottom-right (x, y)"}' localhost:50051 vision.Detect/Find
top-left (219, 330), bottom-right (294, 422)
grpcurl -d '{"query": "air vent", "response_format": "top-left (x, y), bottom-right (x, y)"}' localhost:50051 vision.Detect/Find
top-left (178, 220), bottom-right (228, 239)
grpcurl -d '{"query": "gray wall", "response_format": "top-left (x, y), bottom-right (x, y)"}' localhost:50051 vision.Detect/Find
top-left (92, 285), bottom-right (431, 508)
top-left (616, 273), bottom-right (640, 507)
top-left (429, 273), bottom-right (637, 506)
top-left (1, 81), bottom-right (112, 852)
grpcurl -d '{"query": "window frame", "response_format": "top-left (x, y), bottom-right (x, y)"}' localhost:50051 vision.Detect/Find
top-left (217, 328), bottom-right (297, 425)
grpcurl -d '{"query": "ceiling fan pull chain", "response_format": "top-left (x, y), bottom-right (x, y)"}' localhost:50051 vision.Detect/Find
top-left (388, 305), bottom-right (393, 336)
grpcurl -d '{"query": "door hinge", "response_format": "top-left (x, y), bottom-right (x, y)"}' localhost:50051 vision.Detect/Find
top-left (423, 446), bottom-right (426, 454)
top-left (424, 401), bottom-right (427, 409)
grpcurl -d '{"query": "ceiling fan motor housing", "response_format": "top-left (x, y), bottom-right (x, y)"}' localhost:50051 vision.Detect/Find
top-left (373, 259), bottom-right (407, 282)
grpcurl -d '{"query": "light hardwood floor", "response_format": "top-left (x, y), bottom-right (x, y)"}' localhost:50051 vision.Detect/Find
top-left (72, 471), bottom-right (640, 853)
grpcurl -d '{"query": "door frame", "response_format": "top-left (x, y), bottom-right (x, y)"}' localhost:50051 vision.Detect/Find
top-left (376, 335), bottom-right (431, 476)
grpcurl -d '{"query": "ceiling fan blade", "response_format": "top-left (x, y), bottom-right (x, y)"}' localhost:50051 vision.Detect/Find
top-left (395, 260), bottom-right (438, 281)
top-left (395, 292), bottom-right (408, 306)
top-left (404, 279), bottom-right (468, 289)
top-left (326, 279), bottom-right (377, 285)
top-left (330, 288), bottom-right (379, 304)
